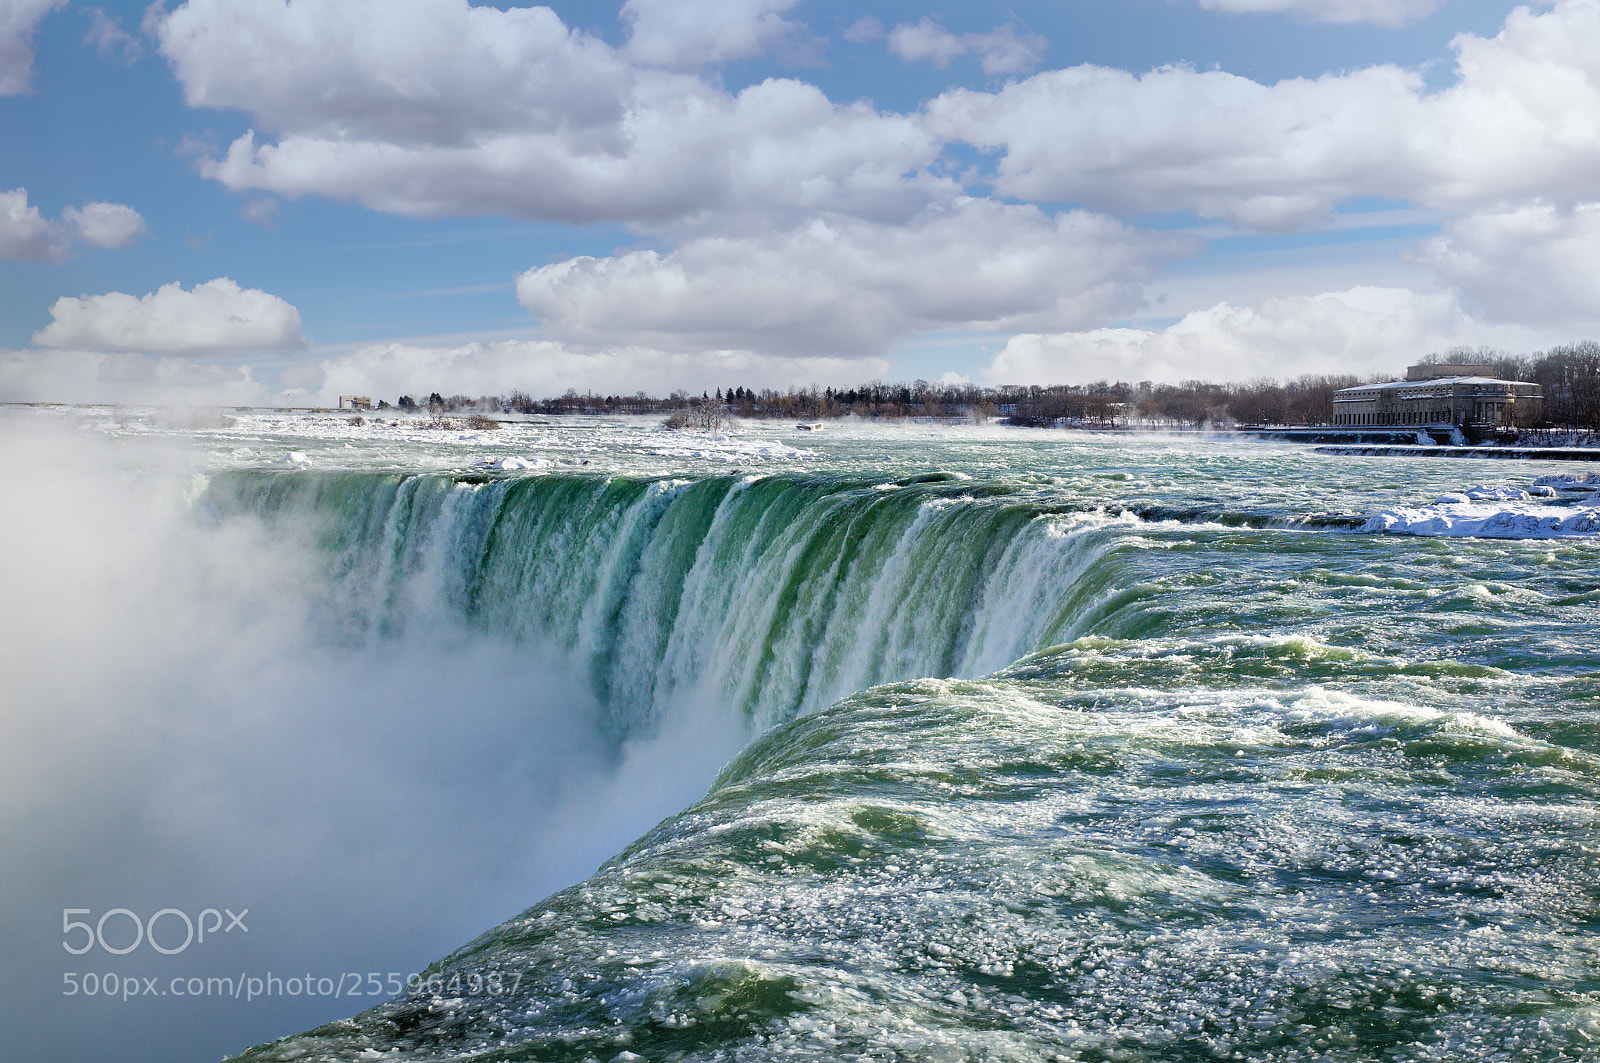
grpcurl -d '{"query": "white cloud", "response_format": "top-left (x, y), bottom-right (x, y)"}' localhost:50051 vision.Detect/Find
top-left (156, 0), bottom-right (954, 228)
top-left (0, 348), bottom-right (270, 405)
top-left (0, 186), bottom-right (58, 260)
top-left (0, 188), bottom-right (148, 262)
top-left (622, 0), bottom-right (806, 67)
top-left (887, 19), bottom-right (966, 68)
top-left (0, 0), bottom-right (64, 95)
top-left (84, 7), bottom-right (142, 63)
top-left (3, 334), bottom-right (891, 407)
top-left (149, 0), bottom-right (1600, 232)
top-left (295, 339), bottom-right (887, 406)
top-left (841, 16), bottom-right (883, 43)
top-left (986, 287), bottom-right (1548, 385)
top-left (1421, 202), bottom-right (1600, 331)
top-left (930, 0), bottom-right (1600, 228)
top-left (138, 0), bottom-right (1600, 355)
top-left (61, 201), bottom-right (149, 249)
top-left (888, 18), bottom-right (1046, 75)
top-left (927, 63), bottom-right (1426, 231)
top-left (197, 78), bottom-right (952, 229)
top-left (516, 202), bottom-right (1195, 358)
top-left (1196, 0), bottom-right (1442, 28)
top-left (158, 0), bottom-right (630, 149)
top-left (967, 24), bottom-right (1049, 76)
top-left (159, 0), bottom-right (1600, 237)
top-left (32, 278), bottom-right (307, 353)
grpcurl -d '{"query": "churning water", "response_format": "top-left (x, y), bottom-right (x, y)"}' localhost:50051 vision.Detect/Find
top-left (5, 409), bottom-right (1598, 1063)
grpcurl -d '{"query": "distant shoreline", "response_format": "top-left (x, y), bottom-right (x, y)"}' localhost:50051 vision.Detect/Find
top-left (7, 402), bottom-right (1600, 458)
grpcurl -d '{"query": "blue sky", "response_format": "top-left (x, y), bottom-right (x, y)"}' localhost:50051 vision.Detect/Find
top-left (3, 0), bottom-right (1598, 404)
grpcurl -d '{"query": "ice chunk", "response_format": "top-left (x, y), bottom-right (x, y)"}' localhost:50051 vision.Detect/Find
top-left (1462, 486), bottom-right (1529, 502)
top-left (474, 456), bottom-right (550, 471)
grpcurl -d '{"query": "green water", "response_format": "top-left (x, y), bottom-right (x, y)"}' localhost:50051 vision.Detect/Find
top-left (197, 422), bottom-right (1598, 1062)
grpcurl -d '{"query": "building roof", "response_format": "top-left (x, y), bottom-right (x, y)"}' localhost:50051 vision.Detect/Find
top-left (1335, 376), bottom-right (1533, 395)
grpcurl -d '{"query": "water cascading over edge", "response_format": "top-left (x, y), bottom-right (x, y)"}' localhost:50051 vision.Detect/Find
top-left (200, 470), bottom-right (1129, 735)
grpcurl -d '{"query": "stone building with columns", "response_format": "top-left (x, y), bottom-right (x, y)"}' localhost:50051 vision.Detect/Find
top-left (1332, 367), bottom-right (1542, 428)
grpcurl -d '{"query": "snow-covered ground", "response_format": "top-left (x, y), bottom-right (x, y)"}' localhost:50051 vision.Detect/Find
top-left (1364, 476), bottom-right (1600, 538)
top-left (1534, 472), bottom-right (1600, 492)
top-left (62, 407), bottom-right (819, 472)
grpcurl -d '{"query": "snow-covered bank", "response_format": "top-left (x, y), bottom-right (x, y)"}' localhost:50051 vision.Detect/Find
top-left (1534, 472), bottom-right (1600, 492)
top-left (1364, 476), bottom-right (1600, 538)
top-left (1363, 502), bottom-right (1600, 538)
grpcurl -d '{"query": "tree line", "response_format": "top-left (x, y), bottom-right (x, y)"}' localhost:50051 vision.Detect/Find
top-left (403, 341), bottom-right (1600, 430)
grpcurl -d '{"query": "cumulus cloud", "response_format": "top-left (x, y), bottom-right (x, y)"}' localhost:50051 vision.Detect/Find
top-left (1196, 0), bottom-right (1442, 27)
top-left (155, 0), bottom-right (954, 227)
top-left (32, 278), bottom-right (307, 353)
top-left (1421, 202), bottom-right (1600, 330)
top-left (515, 202), bottom-right (1194, 358)
top-left (136, 0), bottom-right (1600, 353)
top-left (622, 0), bottom-right (807, 67)
top-left (0, 186), bottom-right (57, 260)
top-left (157, 0), bottom-right (1600, 237)
top-left (986, 287), bottom-right (1544, 385)
top-left (0, 0), bottom-right (63, 94)
top-left (887, 18), bottom-right (1046, 75)
top-left (0, 187), bottom-right (148, 261)
top-left (887, 18), bottom-right (966, 68)
top-left (195, 85), bottom-right (948, 230)
top-left (930, 0), bottom-right (1600, 228)
top-left (159, 0), bottom-right (630, 148)
top-left (60, 200), bottom-right (149, 249)
top-left (927, 64), bottom-right (1423, 230)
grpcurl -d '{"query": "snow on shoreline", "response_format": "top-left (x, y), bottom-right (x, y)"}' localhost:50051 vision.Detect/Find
top-left (1534, 472), bottom-right (1600, 492)
top-left (1364, 477), bottom-right (1600, 538)
top-left (75, 409), bottom-right (822, 469)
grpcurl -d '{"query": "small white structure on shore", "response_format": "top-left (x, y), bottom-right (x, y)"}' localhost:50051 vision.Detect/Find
top-left (338, 395), bottom-right (374, 411)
